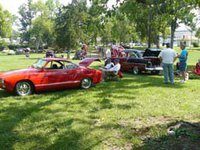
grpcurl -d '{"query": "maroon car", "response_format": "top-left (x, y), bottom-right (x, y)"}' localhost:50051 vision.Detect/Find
top-left (112, 48), bottom-right (163, 74)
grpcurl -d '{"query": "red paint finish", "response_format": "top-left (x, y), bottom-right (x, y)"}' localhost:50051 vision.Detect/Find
top-left (0, 58), bottom-right (102, 95)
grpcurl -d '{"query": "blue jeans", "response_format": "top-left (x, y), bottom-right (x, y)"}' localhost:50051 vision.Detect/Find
top-left (162, 63), bottom-right (174, 83)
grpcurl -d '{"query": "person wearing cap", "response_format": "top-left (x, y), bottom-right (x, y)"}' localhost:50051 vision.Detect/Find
top-left (177, 44), bottom-right (188, 83)
top-left (159, 43), bottom-right (177, 84)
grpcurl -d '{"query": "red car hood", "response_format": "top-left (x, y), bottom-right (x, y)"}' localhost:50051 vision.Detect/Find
top-left (79, 58), bottom-right (101, 67)
top-left (0, 68), bottom-right (36, 78)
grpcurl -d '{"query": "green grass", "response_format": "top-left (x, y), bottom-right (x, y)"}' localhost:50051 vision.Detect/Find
top-left (0, 51), bottom-right (200, 150)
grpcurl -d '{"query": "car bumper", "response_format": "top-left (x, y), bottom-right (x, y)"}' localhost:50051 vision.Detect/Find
top-left (145, 66), bottom-right (163, 71)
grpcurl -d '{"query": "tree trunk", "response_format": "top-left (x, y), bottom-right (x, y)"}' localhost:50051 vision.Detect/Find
top-left (36, 39), bottom-right (40, 52)
top-left (170, 18), bottom-right (177, 49)
top-left (148, 7), bottom-right (152, 48)
top-left (156, 34), bottom-right (160, 48)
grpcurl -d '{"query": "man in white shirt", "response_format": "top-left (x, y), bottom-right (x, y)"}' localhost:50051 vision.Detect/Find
top-left (159, 43), bottom-right (177, 84)
top-left (101, 59), bottom-right (121, 81)
top-left (108, 59), bottom-right (121, 75)
top-left (104, 58), bottom-right (114, 69)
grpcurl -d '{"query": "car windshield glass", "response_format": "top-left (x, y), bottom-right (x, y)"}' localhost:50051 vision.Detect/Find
top-left (32, 59), bottom-right (47, 69)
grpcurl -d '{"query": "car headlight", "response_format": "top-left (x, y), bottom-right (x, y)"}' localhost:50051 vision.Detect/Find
top-left (0, 79), bottom-right (5, 88)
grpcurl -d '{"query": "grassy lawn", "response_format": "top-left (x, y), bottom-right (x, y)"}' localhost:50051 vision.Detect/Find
top-left (0, 50), bottom-right (200, 150)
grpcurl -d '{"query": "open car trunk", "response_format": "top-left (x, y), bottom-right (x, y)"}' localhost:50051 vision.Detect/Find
top-left (79, 58), bottom-right (101, 67)
top-left (143, 48), bottom-right (161, 57)
top-left (143, 48), bottom-right (161, 66)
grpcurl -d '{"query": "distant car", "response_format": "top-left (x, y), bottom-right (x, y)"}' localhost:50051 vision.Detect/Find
top-left (112, 48), bottom-right (162, 74)
top-left (2, 50), bottom-right (16, 55)
top-left (45, 50), bottom-right (55, 58)
top-left (16, 48), bottom-right (24, 55)
top-left (0, 58), bottom-right (102, 96)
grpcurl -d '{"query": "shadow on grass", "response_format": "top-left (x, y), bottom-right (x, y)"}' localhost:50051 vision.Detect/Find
top-left (95, 74), bottom-right (184, 100)
top-left (0, 90), bottom-right (11, 98)
top-left (0, 87), bottom-right (81, 99)
top-left (0, 73), bottom-right (195, 150)
top-left (135, 121), bottom-right (200, 150)
top-left (0, 90), bottom-right (80, 150)
top-left (90, 118), bottom-right (200, 150)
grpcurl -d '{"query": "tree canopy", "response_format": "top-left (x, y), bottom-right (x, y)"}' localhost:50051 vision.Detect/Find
top-left (1, 0), bottom-right (199, 49)
top-left (0, 5), bottom-right (12, 38)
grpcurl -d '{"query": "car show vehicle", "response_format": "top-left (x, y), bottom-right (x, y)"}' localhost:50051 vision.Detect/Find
top-left (0, 58), bottom-right (102, 96)
top-left (111, 48), bottom-right (163, 74)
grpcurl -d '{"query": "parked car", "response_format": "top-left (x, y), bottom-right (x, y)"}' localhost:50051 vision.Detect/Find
top-left (111, 48), bottom-right (162, 74)
top-left (0, 58), bottom-right (102, 96)
top-left (45, 50), bottom-right (55, 58)
top-left (2, 49), bottom-right (16, 55)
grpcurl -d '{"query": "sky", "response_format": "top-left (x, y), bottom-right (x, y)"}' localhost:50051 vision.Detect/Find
top-left (0, 0), bottom-right (117, 15)
top-left (0, 0), bottom-right (197, 32)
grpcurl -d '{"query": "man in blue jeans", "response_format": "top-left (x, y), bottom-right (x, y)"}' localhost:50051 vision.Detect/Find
top-left (159, 43), bottom-right (177, 84)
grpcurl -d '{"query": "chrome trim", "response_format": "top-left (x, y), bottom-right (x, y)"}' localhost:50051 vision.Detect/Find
top-left (35, 80), bottom-right (80, 87)
top-left (145, 67), bottom-right (163, 71)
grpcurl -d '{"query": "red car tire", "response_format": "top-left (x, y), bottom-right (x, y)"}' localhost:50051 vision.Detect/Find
top-left (15, 81), bottom-right (34, 96)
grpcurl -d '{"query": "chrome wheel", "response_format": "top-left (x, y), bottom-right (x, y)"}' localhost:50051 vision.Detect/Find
top-left (16, 81), bottom-right (33, 96)
top-left (81, 78), bottom-right (92, 89)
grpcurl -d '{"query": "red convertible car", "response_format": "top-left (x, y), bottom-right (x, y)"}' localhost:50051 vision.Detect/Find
top-left (0, 58), bottom-right (102, 96)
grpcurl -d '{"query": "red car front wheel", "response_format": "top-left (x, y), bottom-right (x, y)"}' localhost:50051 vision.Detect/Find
top-left (15, 81), bottom-right (34, 96)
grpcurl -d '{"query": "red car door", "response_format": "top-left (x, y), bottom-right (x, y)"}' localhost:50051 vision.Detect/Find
top-left (61, 62), bottom-right (81, 88)
top-left (33, 60), bottom-right (69, 91)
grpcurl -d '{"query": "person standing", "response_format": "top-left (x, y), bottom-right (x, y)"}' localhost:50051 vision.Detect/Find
top-left (105, 48), bottom-right (111, 58)
top-left (159, 43), bottom-right (177, 84)
top-left (178, 44), bottom-right (188, 83)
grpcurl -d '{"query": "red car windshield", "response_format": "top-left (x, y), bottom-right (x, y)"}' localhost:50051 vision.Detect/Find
top-left (32, 59), bottom-right (47, 69)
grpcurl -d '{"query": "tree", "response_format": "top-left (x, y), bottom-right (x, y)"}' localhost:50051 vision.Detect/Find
top-left (29, 0), bottom-right (57, 50)
top-left (110, 12), bottom-right (137, 44)
top-left (18, 0), bottom-right (35, 43)
top-left (121, 0), bottom-right (197, 48)
top-left (163, 0), bottom-right (195, 48)
top-left (196, 28), bottom-right (200, 43)
top-left (121, 0), bottom-right (168, 47)
top-left (87, 0), bottom-right (108, 45)
top-left (30, 17), bottom-right (54, 50)
top-left (55, 0), bottom-right (89, 49)
top-left (0, 5), bottom-right (12, 38)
